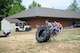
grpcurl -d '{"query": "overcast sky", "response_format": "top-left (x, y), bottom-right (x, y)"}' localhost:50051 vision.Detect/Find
top-left (21, 0), bottom-right (80, 10)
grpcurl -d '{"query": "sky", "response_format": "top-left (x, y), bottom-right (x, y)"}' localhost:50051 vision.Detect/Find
top-left (21, 0), bottom-right (80, 10)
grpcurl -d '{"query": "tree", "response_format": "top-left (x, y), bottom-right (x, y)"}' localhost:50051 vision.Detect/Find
top-left (0, 0), bottom-right (12, 18)
top-left (28, 0), bottom-right (41, 9)
top-left (0, 0), bottom-right (26, 28)
top-left (0, 0), bottom-right (26, 18)
top-left (67, 0), bottom-right (80, 12)
top-left (8, 3), bottom-right (26, 16)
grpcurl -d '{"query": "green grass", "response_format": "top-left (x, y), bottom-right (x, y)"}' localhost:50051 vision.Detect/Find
top-left (0, 28), bottom-right (80, 53)
top-left (56, 28), bottom-right (80, 41)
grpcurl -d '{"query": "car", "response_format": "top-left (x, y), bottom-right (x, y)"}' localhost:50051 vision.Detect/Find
top-left (15, 21), bottom-right (31, 32)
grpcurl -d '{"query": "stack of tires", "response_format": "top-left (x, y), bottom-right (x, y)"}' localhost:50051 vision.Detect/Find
top-left (36, 26), bottom-right (51, 43)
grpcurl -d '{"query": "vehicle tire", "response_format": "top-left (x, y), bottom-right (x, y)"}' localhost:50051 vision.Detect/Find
top-left (25, 28), bottom-right (29, 31)
top-left (29, 27), bottom-right (31, 31)
top-left (36, 26), bottom-right (50, 43)
top-left (16, 28), bottom-right (19, 32)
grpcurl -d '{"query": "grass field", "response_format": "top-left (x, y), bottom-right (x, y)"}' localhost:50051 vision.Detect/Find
top-left (0, 28), bottom-right (80, 53)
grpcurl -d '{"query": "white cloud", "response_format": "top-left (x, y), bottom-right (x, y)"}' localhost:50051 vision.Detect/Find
top-left (22, 0), bottom-right (80, 10)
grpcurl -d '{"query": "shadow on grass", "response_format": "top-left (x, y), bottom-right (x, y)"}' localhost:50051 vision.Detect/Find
top-left (0, 35), bottom-right (8, 38)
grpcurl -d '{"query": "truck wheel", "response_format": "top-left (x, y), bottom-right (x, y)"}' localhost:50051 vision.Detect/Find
top-left (16, 28), bottom-right (19, 32)
top-left (25, 28), bottom-right (29, 31)
top-left (29, 27), bottom-right (31, 31)
top-left (36, 26), bottom-right (50, 43)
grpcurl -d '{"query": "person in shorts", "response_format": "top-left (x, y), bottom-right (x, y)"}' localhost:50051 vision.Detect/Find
top-left (52, 21), bottom-right (59, 37)
top-left (58, 22), bottom-right (63, 32)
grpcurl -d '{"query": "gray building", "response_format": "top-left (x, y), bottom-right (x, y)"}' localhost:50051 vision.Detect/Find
top-left (1, 7), bottom-right (80, 29)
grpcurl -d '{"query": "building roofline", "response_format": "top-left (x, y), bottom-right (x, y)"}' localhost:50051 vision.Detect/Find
top-left (6, 7), bottom-right (80, 19)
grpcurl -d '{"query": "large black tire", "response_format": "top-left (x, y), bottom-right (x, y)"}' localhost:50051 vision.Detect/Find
top-left (36, 26), bottom-right (51, 43)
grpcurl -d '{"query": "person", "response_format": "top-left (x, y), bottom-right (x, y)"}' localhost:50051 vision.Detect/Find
top-left (45, 20), bottom-right (54, 40)
top-left (58, 22), bottom-right (63, 32)
top-left (45, 20), bottom-right (53, 29)
top-left (36, 24), bottom-right (40, 28)
top-left (52, 21), bottom-right (59, 37)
